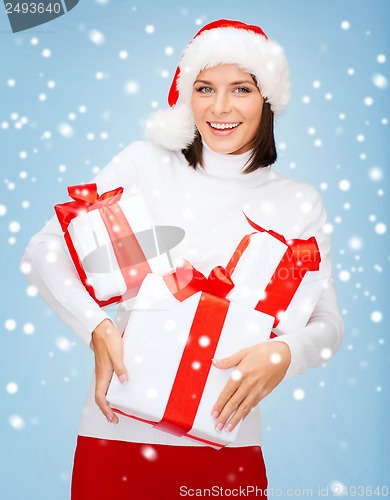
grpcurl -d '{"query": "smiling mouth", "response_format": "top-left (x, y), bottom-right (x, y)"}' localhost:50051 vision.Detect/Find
top-left (207, 122), bottom-right (242, 130)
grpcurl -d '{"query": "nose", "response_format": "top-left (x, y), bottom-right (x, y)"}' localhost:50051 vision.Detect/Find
top-left (212, 92), bottom-right (232, 115)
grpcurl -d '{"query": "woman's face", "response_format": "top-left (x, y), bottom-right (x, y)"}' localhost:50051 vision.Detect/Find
top-left (191, 64), bottom-right (264, 155)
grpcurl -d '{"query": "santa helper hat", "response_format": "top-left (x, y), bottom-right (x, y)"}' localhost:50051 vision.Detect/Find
top-left (145, 19), bottom-right (291, 151)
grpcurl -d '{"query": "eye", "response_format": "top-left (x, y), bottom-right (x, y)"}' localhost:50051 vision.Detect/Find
top-left (195, 86), bottom-right (214, 93)
top-left (234, 87), bottom-right (251, 93)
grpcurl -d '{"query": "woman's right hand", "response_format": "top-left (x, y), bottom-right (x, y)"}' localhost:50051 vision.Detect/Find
top-left (91, 318), bottom-right (128, 424)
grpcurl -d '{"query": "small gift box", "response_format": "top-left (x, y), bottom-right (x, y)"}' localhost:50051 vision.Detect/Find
top-left (225, 215), bottom-right (330, 335)
top-left (106, 264), bottom-right (274, 448)
top-left (55, 184), bottom-right (182, 307)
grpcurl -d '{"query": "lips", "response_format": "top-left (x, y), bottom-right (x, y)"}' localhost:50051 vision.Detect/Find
top-left (207, 122), bottom-right (242, 136)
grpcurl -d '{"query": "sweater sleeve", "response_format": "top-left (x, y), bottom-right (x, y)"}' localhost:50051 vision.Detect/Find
top-left (268, 186), bottom-right (344, 379)
top-left (21, 141), bottom-right (147, 350)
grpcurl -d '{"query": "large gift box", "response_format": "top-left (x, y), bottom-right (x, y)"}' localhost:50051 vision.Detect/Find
top-left (106, 264), bottom-right (274, 448)
top-left (55, 184), bottom-right (182, 307)
top-left (225, 216), bottom-right (330, 335)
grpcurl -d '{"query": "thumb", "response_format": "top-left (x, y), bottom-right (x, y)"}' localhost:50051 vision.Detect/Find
top-left (212, 349), bottom-right (247, 369)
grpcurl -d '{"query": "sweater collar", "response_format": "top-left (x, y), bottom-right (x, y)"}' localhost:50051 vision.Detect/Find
top-left (201, 139), bottom-right (269, 182)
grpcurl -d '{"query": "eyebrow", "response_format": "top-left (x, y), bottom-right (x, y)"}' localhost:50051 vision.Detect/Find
top-left (193, 79), bottom-right (257, 86)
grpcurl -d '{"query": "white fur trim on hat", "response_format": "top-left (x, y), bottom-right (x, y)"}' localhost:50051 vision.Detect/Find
top-left (145, 24), bottom-right (290, 151)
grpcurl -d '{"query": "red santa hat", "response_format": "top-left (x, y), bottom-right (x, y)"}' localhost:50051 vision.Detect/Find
top-left (145, 19), bottom-right (290, 151)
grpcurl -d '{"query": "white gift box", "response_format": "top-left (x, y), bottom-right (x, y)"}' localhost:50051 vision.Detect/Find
top-left (106, 273), bottom-right (274, 448)
top-left (67, 194), bottom-right (177, 302)
top-left (226, 231), bottom-right (330, 335)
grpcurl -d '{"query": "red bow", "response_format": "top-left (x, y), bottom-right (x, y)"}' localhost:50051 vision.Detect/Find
top-left (163, 259), bottom-right (235, 302)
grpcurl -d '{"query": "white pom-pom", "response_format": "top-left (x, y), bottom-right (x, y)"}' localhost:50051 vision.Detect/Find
top-left (144, 104), bottom-right (196, 151)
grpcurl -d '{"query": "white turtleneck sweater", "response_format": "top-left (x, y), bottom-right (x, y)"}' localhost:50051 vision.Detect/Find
top-left (22, 139), bottom-right (343, 447)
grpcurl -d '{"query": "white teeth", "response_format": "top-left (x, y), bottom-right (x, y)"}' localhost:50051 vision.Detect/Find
top-left (209, 122), bottom-right (240, 130)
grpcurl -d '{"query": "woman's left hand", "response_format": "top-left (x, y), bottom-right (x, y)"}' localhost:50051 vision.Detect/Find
top-left (211, 341), bottom-right (291, 433)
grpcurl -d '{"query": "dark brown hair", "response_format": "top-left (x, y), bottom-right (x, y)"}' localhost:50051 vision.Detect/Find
top-left (181, 75), bottom-right (277, 174)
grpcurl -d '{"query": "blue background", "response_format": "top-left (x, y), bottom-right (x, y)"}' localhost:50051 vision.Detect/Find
top-left (1, 0), bottom-right (389, 498)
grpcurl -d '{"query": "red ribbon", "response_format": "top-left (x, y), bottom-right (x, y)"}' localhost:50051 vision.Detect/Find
top-left (154, 261), bottom-right (233, 436)
top-left (226, 213), bottom-right (321, 328)
top-left (54, 183), bottom-right (151, 307)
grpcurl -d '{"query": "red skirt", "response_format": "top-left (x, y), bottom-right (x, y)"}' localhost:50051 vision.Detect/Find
top-left (71, 435), bottom-right (268, 499)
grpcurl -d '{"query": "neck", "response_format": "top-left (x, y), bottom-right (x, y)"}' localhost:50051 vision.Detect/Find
top-left (200, 139), bottom-right (269, 182)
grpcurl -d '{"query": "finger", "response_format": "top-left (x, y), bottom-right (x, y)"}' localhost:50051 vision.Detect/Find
top-left (214, 386), bottom-right (249, 431)
top-left (222, 397), bottom-right (258, 433)
top-left (212, 348), bottom-right (249, 370)
top-left (211, 367), bottom-right (243, 418)
top-left (103, 328), bottom-right (129, 384)
top-left (95, 360), bottom-right (119, 425)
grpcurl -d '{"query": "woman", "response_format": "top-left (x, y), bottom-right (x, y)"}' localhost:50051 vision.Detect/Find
top-left (22, 19), bottom-right (344, 499)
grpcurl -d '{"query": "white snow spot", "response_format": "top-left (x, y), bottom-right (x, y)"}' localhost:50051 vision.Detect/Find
top-left (79, 105), bottom-right (87, 113)
top-left (371, 311), bottom-right (382, 323)
top-left (270, 352), bottom-right (282, 364)
top-left (42, 49), bottom-right (51, 58)
top-left (164, 320), bottom-right (176, 331)
top-left (20, 151), bottom-right (28, 159)
top-left (0, 204), bottom-right (7, 216)
top-left (6, 382), bottom-right (18, 394)
top-left (58, 122), bottom-right (74, 138)
top-left (341, 20), bottom-right (350, 30)
top-left (302, 95), bottom-right (310, 104)
top-left (293, 389), bottom-right (305, 401)
top-left (23, 323), bottom-right (35, 335)
top-left (96, 71), bottom-right (104, 80)
top-left (375, 223), bottom-right (386, 234)
top-left (364, 96), bottom-right (374, 106)
top-left (192, 361), bottom-right (201, 370)
top-left (9, 415), bottom-right (25, 430)
top-left (372, 73), bottom-right (388, 89)
top-left (4, 319), bottom-right (17, 331)
top-left (338, 179), bottom-right (350, 191)
top-left (9, 221), bottom-right (20, 233)
top-left (119, 50), bottom-right (128, 60)
top-left (140, 445), bottom-right (158, 461)
top-left (231, 369), bottom-right (242, 381)
top-left (323, 224), bottom-right (334, 236)
top-left (165, 46), bottom-right (174, 55)
top-left (369, 167), bottom-right (383, 181)
top-left (320, 348), bottom-right (332, 360)
top-left (377, 54), bottom-right (386, 63)
top-left (145, 24), bottom-right (155, 34)
top-left (31, 37), bottom-right (39, 45)
top-left (312, 80), bottom-right (321, 89)
top-left (348, 237), bottom-right (363, 251)
top-left (56, 337), bottom-right (72, 352)
top-left (339, 270), bottom-right (351, 282)
top-left (20, 261), bottom-right (31, 274)
top-left (125, 81), bottom-right (139, 95)
top-left (27, 285), bottom-right (38, 297)
top-left (89, 30), bottom-right (105, 45)
top-left (8, 79), bottom-right (16, 87)
top-left (308, 127), bottom-right (316, 135)
top-left (199, 335), bottom-right (210, 347)
top-left (347, 68), bottom-right (355, 76)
